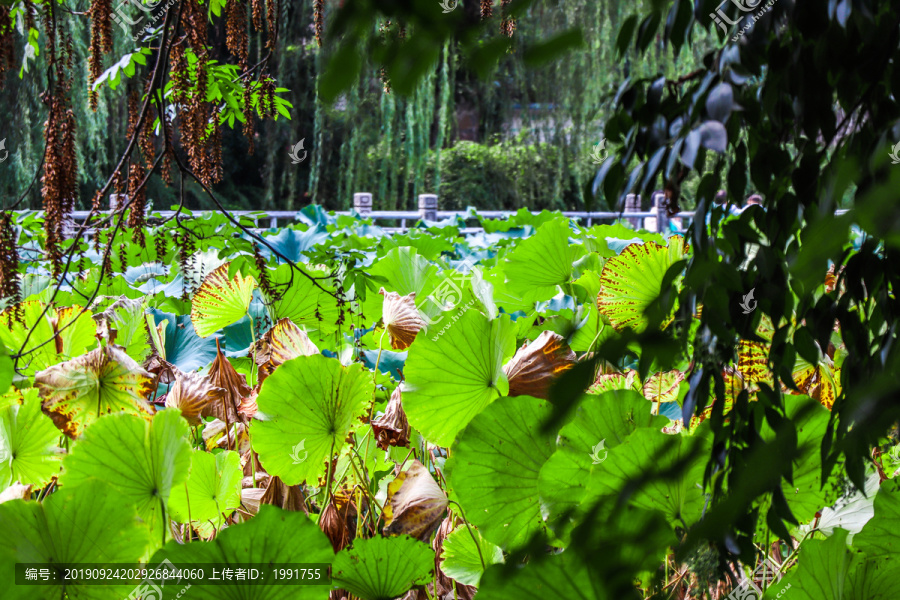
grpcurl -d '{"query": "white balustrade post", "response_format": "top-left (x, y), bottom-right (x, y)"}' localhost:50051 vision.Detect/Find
top-left (418, 194), bottom-right (438, 222)
top-left (624, 193), bottom-right (641, 229)
top-left (353, 192), bottom-right (373, 217)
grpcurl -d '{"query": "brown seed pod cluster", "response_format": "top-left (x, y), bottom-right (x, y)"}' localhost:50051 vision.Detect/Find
top-left (250, 0), bottom-right (264, 31)
top-left (481, 0), bottom-right (493, 20)
top-left (226, 0), bottom-right (249, 64)
top-left (174, 0), bottom-right (224, 187)
top-left (87, 0), bottom-right (113, 109)
top-left (242, 81), bottom-right (255, 155)
top-left (40, 94), bottom-right (78, 278)
top-left (252, 243), bottom-right (274, 298)
top-left (500, 0), bottom-right (516, 37)
top-left (0, 212), bottom-right (22, 323)
top-left (126, 91), bottom-right (148, 246)
top-left (0, 7), bottom-right (15, 87)
top-left (266, 0), bottom-right (277, 44)
top-left (313, 0), bottom-right (324, 47)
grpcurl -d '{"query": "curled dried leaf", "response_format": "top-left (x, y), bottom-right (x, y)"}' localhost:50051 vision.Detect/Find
top-left (238, 392), bottom-right (259, 420)
top-left (372, 386), bottom-right (410, 450)
top-left (319, 499), bottom-right (353, 553)
top-left (379, 288), bottom-right (425, 350)
top-left (432, 515), bottom-right (477, 600)
top-left (202, 339), bottom-right (251, 424)
top-left (503, 330), bottom-right (577, 399)
top-left (0, 482), bottom-right (34, 504)
top-left (383, 460), bottom-right (448, 541)
top-left (165, 369), bottom-right (226, 427)
top-left (260, 476), bottom-right (309, 515)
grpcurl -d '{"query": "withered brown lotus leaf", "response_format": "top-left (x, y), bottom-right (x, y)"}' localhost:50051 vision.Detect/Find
top-left (35, 345), bottom-right (154, 438)
top-left (379, 288), bottom-right (425, 350)
top-left (383, 460), bottom-right (448, 541)
top-left (202, 339), bottom-right (251, 423)
top-left (502, 330), bottom-right (576, 399)
top-left (0, 482), bottom-right (34, 504)
top-left (319, 499), bottom-right (353, 553)
top-left (260, 476), bottom-right (309, 515)
top-left (372, 386), bottom-right (410, 450)
top-left (165, 368), bottom-right (226, 426)
top-left (432, 515), bottom-right (477, 600)
top-left (251, 318), bottom-right (319, 384)
top-left (238, 392), bottom-right (259, 420)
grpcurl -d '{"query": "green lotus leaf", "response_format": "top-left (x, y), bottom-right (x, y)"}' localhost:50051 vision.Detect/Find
top-left (539, 390), bottom-right (668, 533)
top-left (0, 301), bottom-right (97, 377)
top-left (759, 397), bottom-right (833, 526)
top-left (854, 479), bottom-right (900, 560)
top-left (404, 310), bottom-right (516, 446)
top-left (93, 296), bottom-right (151, 363)
top-left (168, 449), bottom-right (242, 530)
top-left (147, 309), bottom-right (218, 373)
top-left (440, 526), bottom-right (504, 587)
top-left (265, 263), bottom-right (340, 342)
top-left (0, 343), bottom-right (11, 396)
top-left (762, 528), bottom-right (898, 600)
top-left (596, 236), bottom-right (689, 332)
top-left (445, 395), bottom-right (556, 550)
top-left (34, 345), bottom-right (155, 438)
top-left (191, 263), bottom-right (257, 338)
top-left (332, 535), bottom-right (434, 600)
top-left (587, 426), bottom-right (709, 526)
top-left (0, 479), bottom-right (152, 600)
top-left (475, 549), bottom-right (610, 600)
top-left (61, 409), bottom-right (191, 552)
top-left (503, 218), bottom-right (586, 300)
top-left (150, 504), bottom-right (334, 600)
top-left (250, 354), bottom-right (373, 485)
top-left (0, 388), bottom-right (62, 489)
